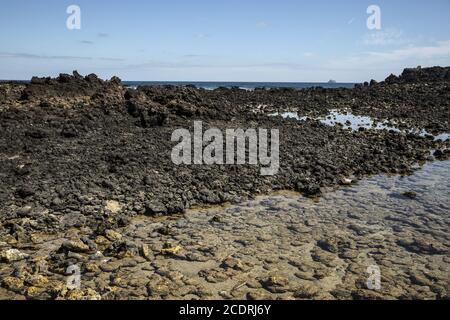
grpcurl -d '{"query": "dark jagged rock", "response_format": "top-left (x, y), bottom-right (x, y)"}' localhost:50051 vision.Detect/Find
top-left (0, 67), bottom-right (448, 237)
top-left (0, 67), bottom-right (449, 301)
top-left (383, 66), bottom-right (450, 84)
top-left (21, 71), bottom-right (121, 101)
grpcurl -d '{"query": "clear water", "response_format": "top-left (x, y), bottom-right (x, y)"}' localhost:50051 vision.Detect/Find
top-left (121, 159), bottom-right (450, 299)
top-left (270, 110), bottom-right (449, 142)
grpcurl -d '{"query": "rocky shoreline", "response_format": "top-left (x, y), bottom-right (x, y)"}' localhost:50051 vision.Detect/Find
top-left (0, 66), bottom-right (449, 300)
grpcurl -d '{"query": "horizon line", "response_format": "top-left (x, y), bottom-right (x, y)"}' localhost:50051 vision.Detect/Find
top-left (0, 78), bottom-right (358, 84)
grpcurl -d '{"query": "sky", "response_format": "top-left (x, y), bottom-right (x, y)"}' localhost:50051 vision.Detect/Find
top-left (0, 0), bottom-right (450, 82)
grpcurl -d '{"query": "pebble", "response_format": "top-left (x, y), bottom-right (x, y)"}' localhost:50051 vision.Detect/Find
top-left (60, 240), bottom-right (90, 253)
top-left (0, 249), bottom-right (29, 262)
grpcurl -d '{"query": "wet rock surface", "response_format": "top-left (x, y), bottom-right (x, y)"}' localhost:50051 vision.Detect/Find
top-left (0, 161), bottom-right (448, 300)
top-left (0, 67), bottom-right (449, 299)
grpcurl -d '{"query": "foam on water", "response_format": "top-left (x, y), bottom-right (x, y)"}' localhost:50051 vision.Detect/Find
top-left (122, 81), bottom-right (356, 90)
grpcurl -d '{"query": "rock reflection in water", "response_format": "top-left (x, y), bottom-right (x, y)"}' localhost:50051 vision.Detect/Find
top-left (270, 110), bottom-right (450, 141)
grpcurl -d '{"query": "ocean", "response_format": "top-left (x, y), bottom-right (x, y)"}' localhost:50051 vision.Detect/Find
top-left (0, 80), bottom-right (356, 90)
top-left (122, 81), bottom-right (356, 90)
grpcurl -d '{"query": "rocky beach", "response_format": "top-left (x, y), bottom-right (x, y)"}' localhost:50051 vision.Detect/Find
top-left (0, 66), bottom-right (449, 300)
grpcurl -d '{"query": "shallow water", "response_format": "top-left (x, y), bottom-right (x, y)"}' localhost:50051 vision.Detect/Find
top-left (270, 110), bottom-right (450, 141)
top-left (118, 159), bottom-right (449, 299)
top-left (2, 158), bottom-right (448, 299)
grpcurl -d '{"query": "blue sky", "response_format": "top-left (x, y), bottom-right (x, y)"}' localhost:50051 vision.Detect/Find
top-left (1, 0), bottom-right (450, 81)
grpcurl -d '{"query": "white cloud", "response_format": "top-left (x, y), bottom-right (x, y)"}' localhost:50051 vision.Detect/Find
top-left (330, 40), bottom-right (450, 68)
top-left (363, 28), bottom-right (403, 46)
top-left (115, 40), bottom-right (450, 81)
top-left (366, 40), bottom-right (450, 61)
top-left (256, 21), bottom-right (269, 28)
top-left (324, 40), bottom-right (450, 81)
top-left (194, 33), bottom-right (210, 39)
top-left (0, 52), bottom-right (124, 61)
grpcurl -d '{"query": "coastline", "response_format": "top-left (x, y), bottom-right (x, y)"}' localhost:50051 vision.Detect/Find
top-left (0, 66), bottom-right (449, 300)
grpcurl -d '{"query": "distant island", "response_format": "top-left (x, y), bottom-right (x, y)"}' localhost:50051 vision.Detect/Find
top-left (328, 79), bottom-right (337, 84)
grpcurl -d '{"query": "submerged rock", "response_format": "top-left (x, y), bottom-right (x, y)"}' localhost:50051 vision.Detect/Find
top-left (0, 249), bottom-right (29, 262)
top-left (59, 240), bottom-right (90, 253)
